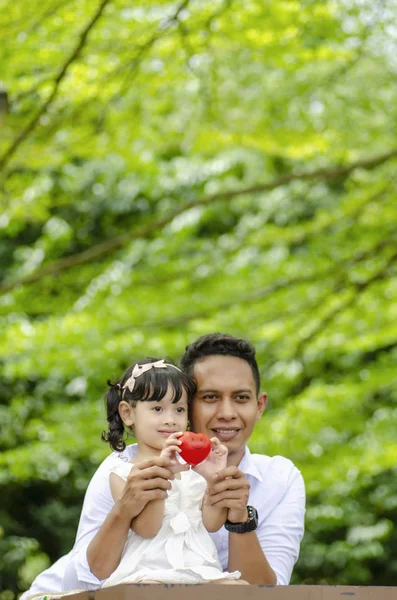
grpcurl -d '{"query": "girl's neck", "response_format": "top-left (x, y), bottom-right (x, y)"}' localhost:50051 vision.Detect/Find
top-left (134, 444), bottom-right (161, 463)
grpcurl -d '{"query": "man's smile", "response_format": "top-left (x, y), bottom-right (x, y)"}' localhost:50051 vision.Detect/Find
top-left (212, 428), bottom-right (240, 441)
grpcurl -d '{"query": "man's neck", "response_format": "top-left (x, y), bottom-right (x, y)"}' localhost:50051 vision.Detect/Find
top-left (226, 445), bottom-right (246, 467)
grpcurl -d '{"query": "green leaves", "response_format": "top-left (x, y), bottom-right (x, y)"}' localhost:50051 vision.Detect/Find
top-left (1, 0), bottom-right (397, 594)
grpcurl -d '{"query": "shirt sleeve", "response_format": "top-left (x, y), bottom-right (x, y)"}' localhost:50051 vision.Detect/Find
top-left (19, 554), bottom-right (71, 598)
top-left (256, 464), bottom-right (306, 585)
top-left (63, 544), bottom-right (106, 590)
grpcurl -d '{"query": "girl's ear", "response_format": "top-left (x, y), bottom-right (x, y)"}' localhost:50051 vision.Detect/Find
top-left (118, 401), bottom-right (134, 427)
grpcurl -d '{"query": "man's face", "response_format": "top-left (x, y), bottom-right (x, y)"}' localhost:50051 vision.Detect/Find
top-left (190, 355), bottom-right (267, 466)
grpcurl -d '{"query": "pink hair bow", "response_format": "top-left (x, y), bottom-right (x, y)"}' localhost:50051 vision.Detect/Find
top-left (122, 359), bottom-right (181, 393)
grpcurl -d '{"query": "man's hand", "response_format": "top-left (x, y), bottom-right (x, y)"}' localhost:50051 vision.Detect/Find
top-left (117, 456), bottom-right (177, 521)
top-left (205, 466), bottom-right (250, 523)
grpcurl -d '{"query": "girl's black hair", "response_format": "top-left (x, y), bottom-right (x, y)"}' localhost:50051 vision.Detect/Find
top-left (101, 357), bottom-right (196, 452)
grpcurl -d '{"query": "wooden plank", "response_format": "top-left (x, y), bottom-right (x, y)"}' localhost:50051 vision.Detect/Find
top-left (62, 584), bottom-right (397, 600)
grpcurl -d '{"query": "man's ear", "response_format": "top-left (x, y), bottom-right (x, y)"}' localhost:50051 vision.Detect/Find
top-left (256, 392), bottom-right (268, 420)
top-left (118, 401), bottom-right (134, 427)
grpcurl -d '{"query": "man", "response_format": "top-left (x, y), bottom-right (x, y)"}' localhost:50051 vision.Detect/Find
top-left (22, 333), bottom-right (305, 597)
top-left (180, 333), bottom-right (305, 585)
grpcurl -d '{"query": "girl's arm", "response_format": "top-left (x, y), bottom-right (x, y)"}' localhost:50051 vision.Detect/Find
top-left (110, 471), bottom-right (165, 538)
top-left (193, 437), bottom-right (229, 532)
top-left (83, 455), bottom-right (173, 582)
top-left (130, 432), bottom-right (190, 538)
top-left (125, 433), bottom-right (189, 538)
top-left (202, 497), bottom-right (228, 532)
top-left (131, 498), bottom-right (165, 537)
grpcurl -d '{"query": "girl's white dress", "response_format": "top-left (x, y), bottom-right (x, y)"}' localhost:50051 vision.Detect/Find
top-left (102, 463), bottom-right (240, 586)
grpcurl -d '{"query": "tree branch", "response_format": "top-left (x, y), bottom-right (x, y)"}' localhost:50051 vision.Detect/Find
top-left (15, 236), bottom-right (397, 362)
top-left (1, 147), bottom-right (397, 293)
top-left (112, 271), bottom-right (333, 333)
top-left (268, 240), bottom-right (397, 400)
top-left (293, 244), bottom-right (397, 357)
top-left (0, 0), bottom-right (69, 34)
top-left (0, 0), bottom-right (112, 172)
top-left (98, 0), bottom-right (190, 86)
top-left (112, 237), bottom-right (397, 335)
top-left (72, 180), bottom-right (394, 295)
top-left (26, 0), bottom-right (72, 36)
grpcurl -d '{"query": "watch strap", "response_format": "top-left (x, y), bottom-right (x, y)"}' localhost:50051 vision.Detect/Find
top-left (224, 505), bottom-right (258, 533)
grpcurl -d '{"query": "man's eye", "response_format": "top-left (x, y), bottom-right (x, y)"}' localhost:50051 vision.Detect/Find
top-left (202, 395), bottom-right (217, 401)
top-left (236, 395), bottom-right (250, 401)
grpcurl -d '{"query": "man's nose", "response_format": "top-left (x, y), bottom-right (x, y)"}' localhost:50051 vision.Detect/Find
top-left (216, 398), bottom-right (237, 420)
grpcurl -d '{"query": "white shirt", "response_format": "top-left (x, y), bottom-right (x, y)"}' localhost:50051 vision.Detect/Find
top-left (21, 445), bottom-right (305, 598)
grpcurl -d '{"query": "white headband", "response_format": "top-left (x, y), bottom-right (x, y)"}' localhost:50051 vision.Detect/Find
top-left (122, 359), bottom-right (181, 393)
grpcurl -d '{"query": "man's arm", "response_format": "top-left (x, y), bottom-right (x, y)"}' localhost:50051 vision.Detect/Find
top-left (228, 530), bottom-right (277, 584)
top-left (253, 467), bottom-right (306, 585)
top-left (64, 456), bottom-right (175, 588)
top-left (86, 499), bottom-right (134, 582)
top-left (206, 466), bottom-right (276, 583)
top-left (205, 465), bottom-right (305, 584)
top-left (88, 459), bottom-right (174, 579)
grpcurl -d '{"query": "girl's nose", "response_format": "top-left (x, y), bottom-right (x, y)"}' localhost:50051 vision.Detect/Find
top-left (164, 413), bottom-right (176, 425)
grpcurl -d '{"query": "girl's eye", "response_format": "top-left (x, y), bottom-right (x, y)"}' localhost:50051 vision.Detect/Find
top-left (153, 406), bottom-right (162, 412)
top-left (176, 407), bottom-right (185, 413)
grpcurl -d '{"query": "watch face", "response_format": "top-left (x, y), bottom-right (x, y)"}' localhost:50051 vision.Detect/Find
top-left (249, 506), bottom-right (259, 526)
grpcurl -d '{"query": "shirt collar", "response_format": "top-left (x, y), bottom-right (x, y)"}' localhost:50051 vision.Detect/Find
top-left (238, 446), bottom-right (263, 482)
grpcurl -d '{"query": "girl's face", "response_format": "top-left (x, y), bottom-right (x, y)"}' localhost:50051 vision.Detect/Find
top-left (131, 384), bottom-right (189, 457)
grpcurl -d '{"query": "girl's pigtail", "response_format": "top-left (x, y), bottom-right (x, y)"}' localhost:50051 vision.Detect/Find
top-left (101, 381), bottom-right (126, 452)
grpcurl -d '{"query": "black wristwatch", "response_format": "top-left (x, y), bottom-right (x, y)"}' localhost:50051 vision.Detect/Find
top-left (224, 505), bottom-right (259, 533)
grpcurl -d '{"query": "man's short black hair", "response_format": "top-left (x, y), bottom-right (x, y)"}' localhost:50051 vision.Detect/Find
top-left (180, 333), bottom-right (260, 393)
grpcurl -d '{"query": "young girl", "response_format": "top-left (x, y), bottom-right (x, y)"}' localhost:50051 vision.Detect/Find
top-left (100, 358), bottom-right (243, 586)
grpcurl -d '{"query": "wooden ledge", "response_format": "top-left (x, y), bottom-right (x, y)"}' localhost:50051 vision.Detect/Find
top-left (64, 584), bottom-right (397, 600)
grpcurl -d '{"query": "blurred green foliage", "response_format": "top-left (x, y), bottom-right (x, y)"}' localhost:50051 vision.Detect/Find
top-left (1, 0), bottom-right (397, 596)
